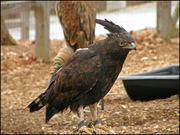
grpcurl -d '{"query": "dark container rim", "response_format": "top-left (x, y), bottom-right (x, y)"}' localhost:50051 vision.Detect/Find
top-left (117, 64), bottom-right (179, 80)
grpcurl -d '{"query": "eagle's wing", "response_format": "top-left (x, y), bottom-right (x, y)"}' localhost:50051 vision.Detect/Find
top-left (74, 1), bottom-right (96, 45)
top-left (55, 1), bottom-right (96, 49)
top-left (46, 48), bottom-right (102, 111)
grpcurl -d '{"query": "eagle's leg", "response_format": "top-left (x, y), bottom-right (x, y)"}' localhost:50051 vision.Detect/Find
top-left (89, 103), bottom-right (115, 134)
top-left (77, 106), bottom-right (95, 134)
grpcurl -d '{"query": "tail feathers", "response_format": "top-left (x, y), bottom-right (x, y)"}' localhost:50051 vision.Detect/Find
top-left (45, 104), bottom-right (60, 123)
top-left (27, 92), bottom-right (47, 112)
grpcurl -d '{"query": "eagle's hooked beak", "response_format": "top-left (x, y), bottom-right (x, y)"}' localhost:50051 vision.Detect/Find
top-left (130, 42), bottom-right (136, 51)
top-left (123, 42), bottom-right (136, 51)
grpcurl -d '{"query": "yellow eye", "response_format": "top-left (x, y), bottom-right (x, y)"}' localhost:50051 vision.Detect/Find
top-left (119, 42), bottom-right (124, 46)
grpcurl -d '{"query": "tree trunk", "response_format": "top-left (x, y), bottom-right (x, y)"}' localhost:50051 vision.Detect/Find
top-left (170, 2), bottom-right (179, 38)
top-left (1, 16), bottom-right (18, 45)
top-left (35, 2), bottom-right (50, 62)
top-left (157, 1), bottom-right (171, 42)
top-left (157, 2), bottom-right (179, 41)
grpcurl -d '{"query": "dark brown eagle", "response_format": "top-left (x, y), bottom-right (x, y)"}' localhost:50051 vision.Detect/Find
top-left (55, 1), bottom-right (96, 51)
top-left (28, 19), bottom-right (136, 134)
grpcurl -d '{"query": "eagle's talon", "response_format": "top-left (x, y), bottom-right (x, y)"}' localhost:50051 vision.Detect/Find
top-left (89, 118), bottom-right (100, 128)
top-left (78, 126), bottom-right (95, 134)
top-left (95, 124), bottom-right (115, 134)
top-left (90, 124), bottom-right (96, 134)
top-left (88, 121), bottom-right (95, 128)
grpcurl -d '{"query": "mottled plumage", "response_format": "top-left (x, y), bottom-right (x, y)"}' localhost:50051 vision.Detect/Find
top-left (55, 1), bottom-right (96, 51)
top-left (28, 19), bottom-right (136, 134)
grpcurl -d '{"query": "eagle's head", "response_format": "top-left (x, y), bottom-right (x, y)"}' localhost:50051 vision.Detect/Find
top-left (95, 19), bottom-right (136, 52)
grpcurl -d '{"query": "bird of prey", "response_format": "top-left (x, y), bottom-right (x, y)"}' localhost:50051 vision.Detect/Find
top-left (55, 1), bottom-right (96, 51)
top-left (27, 19), bottom-right (136, 134)
top-left (52, 1), bottom-right (105, 111)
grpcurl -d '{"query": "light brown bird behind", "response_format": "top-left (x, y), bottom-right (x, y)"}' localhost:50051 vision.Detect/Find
top-left (55, 1), bottom-right (96, 51)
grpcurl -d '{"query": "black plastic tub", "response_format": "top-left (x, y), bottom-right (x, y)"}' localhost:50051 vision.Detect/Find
top-left (117, 64), bottom-right (179, 101)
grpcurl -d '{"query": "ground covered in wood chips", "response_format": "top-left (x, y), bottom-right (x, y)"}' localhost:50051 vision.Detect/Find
top-left (1, 28), bottom-right (179, 134)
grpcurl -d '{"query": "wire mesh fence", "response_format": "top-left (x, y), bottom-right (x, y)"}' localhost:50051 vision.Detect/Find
top-left (1, 1), bottom-right (179, 62)
top-left (3, 1), bottom-right (178, 41)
